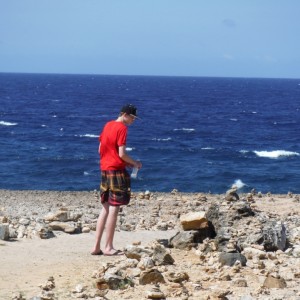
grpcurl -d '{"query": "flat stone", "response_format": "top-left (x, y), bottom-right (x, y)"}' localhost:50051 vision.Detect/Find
top-left (180, 211), bottom-right (208, 230)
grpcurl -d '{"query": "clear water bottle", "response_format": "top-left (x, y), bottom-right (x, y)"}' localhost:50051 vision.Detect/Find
top-left (131, 167), bottom-right (138, 178)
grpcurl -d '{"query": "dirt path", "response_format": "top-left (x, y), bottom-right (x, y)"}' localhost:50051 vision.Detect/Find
top-left (0, 229), bottom-right (176, 300)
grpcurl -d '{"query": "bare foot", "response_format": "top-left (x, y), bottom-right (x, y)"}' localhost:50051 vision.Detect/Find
top-left (91, 249), bottom-right (103, 255)
top-left (103, 249), bottom-right (124, 256)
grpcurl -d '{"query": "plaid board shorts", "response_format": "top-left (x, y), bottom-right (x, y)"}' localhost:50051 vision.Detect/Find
top-left (100, 169), bottom-right (131, 206)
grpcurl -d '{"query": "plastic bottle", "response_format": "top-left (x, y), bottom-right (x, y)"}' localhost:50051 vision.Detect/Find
top-left (131, 167), bottom-right (138, 178)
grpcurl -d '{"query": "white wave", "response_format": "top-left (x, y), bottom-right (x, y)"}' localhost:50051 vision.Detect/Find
top-left (254, 150), bottom-right (300, 159)
top-left (173, 128), bottom-right (195, 132)
top-left (201, 147), bottom-right (214, 150)
top-left (230, 118), bottom-right (238, 121)
top-left (126, 147), bottom-right (134, 151)
top-left (0, 121), bottom-right (18, 126)
top-left (76, 134), bottom-right (98, 138)
top-left (233, 179), bottom-right (247, 189)
top-left (83, 171), bottom-right (90, 176)
top-left (41, 124), bottom-right (47, 127)
top-left (152, 137), bottom-right (172, 141)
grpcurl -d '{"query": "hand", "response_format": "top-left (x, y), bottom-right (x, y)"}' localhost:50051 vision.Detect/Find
top-left (134, 160), bottom-right (142, 169)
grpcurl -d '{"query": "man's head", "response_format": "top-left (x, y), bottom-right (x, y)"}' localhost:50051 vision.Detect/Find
top-left (120, 104), bottom-right (138, 119)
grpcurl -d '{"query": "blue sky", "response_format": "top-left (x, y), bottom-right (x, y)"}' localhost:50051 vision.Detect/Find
top-left (1, 1), bottom-right (300, 78)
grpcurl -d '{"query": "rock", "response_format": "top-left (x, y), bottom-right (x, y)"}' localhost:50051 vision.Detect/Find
top-left (233, 279), bottom-right (248, 287)
top-left (138, 257), bottom-right (155, 270)
top-left (139, 269), bottom-right (165, 285)
top-left (180, 211), bottom-right (208, 230)
top-left (219, 252), bottom-right (247, 266)
top-left (37, 226), bottom-right (55, 239)
top-left (152, 244), bottom-right (174, 265)
top-left (0, 223), bottom-right (9, 240)
top-left (242, 247), bottom-right (267, 259)
top-left (44, 210), bottom-right (82, 222)
top-left (206, 201), bottom-right (254, 251)
top-left (0, 216), bottom-right (8, 223)
top-left (146, 284), bottom-right (166, 299)
top-left (48, 221), bottom-right (77, 234)
top-left (261, 221), bottom-right (287, 251)
top-left (124, 245), bottom-right (153, 260)
top-left (225, 185), bottom-right (239, 201)
top-left (165, 271), bottom-right (189, 283)
top-left (169, 229), bottom-right (212, 250)
top-left (82, 226), bottom-right (90, 233)
top-left (263, 275), bottom-right (287, 289)
top-left (19, 217), bottom-right (30, 226)
top-left (102, 274), bottom-right (134, 290)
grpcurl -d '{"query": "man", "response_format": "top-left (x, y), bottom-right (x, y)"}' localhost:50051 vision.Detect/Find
top-left (91, 104), bottom-right (142, 256)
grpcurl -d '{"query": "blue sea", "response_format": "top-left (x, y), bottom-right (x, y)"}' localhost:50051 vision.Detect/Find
top-left (1, 73), bottom-right (299, 194)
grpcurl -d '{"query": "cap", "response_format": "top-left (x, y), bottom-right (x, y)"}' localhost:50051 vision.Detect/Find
top-left (120, 104), bottom-right (140, 119)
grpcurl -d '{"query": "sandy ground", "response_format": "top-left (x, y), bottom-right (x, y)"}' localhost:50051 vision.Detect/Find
top-left (0, 228), bottom-right (177, 299)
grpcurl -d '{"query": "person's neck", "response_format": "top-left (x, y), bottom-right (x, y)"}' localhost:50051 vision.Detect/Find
top-left (116, 116), bottom-right (126, 125)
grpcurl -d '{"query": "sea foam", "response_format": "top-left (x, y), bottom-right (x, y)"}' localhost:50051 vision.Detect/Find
top-left (0, 121), bottom-right (18, 126)
top-left (254, 150), bottom-right (299, 159)
top-left (233, 179), bottom-right (247, 189)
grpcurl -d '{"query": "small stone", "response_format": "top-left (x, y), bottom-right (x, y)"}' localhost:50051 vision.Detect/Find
top-left (146, 285), bottom-right (166, 299)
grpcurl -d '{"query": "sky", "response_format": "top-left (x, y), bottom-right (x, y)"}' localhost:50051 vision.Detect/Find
top-left (1, 1), bottom-right (300, 79)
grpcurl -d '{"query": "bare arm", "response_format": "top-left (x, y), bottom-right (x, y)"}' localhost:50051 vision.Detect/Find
top-left (119, 145), bottom-right (142, 169)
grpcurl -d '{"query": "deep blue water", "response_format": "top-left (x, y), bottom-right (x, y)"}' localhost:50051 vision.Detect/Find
top-left (0, 73), bottom-right (299, 193)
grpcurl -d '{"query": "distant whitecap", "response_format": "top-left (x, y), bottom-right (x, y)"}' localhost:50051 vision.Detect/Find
top-left (152, 137), bottom-right (172, 141)
top-left (83, 171), bottom-right (89, 176)
top-left (126, 147), bottom-right (134, 151)
top-left (201, 147), bottom-right (214, 150)
top-left (173, 128), bottom-right (195, 132)
top-left (77, 134), bottom-right (98, 138)
top-left (0, 121), bottom-right (18, 126)
top-left (230, 118), bottom-right (238, 121)
top-left (254, 150), bottom-right (299, 159)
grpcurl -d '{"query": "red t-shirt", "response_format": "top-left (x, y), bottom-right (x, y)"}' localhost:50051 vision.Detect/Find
top-left (99, 120), bottom-right (128, 170)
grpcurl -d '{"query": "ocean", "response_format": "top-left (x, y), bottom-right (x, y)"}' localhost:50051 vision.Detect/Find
top-left (0, 73), bottom-right (299, 194)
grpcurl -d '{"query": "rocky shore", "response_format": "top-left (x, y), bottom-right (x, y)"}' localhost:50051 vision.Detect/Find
top-left (1, 188), bottom-right (300, 300)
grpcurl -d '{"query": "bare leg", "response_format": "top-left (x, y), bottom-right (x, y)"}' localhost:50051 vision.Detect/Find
top-left (91, 202), bottom-right (109, 254)
top-left (103, 205), bottom-right (120, 255)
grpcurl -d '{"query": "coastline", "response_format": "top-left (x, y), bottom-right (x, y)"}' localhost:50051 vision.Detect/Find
top-left (1, 189), bottom-right (300, 299)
